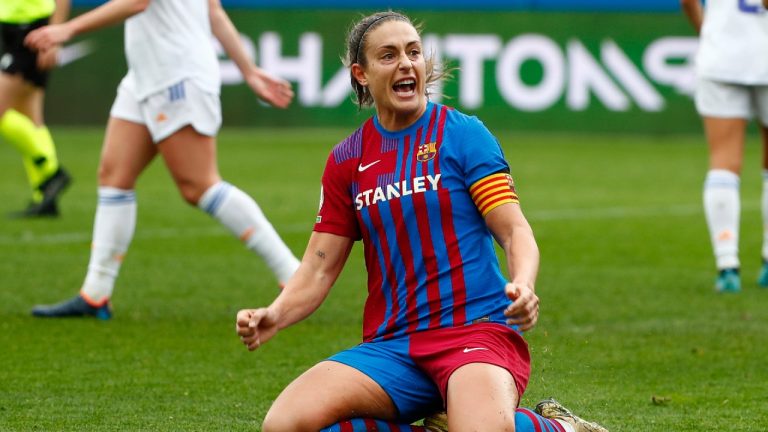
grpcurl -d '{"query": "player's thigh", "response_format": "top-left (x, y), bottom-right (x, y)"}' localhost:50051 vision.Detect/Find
top-left (157, 126), bottom-right (220, 204)
top-left (98, 117), bottom-right (156, 189)
top-left (446, 362), bottom-right (519, 431)
top-left (0, 76), bottom-right (45, 126)
top-left (0, 72), bottom-right (26, 112)
top-left (696, 78), bottom-right (750, 171)
top-left (151, 80), bottom-right (222, 202)
top-left (262, 360), bottom-right (398, 432)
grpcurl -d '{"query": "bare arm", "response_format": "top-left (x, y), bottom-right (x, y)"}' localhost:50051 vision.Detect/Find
top-left (36, 0), bottom-right (72, 69)
top-left (680, 0), bottom-right (704, 33)
top-left (236, 232), bottom-right (354, 351)
top-left (26, 0), bottom-right (150, 52)
top-left (485, 203), bottom-right (540, 331)
top-left (207, 0), bottom-right (294, 108)
top-left (51, 0), bottom-right (71, 25)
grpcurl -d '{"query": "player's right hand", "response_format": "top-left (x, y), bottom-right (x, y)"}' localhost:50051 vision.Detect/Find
top-left (245, 68), bottom-right (294, 109)
top-left (25, 24), bottom-right (75, 52)
top-left (236, 308), bottom-right (279, 351)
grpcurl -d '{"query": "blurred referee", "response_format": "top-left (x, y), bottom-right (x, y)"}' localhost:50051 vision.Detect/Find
top-left (0, 0), bottom-right (71, 217)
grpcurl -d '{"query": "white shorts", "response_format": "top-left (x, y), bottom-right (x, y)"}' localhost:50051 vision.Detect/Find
top-left (695, 77), bottom-right (768, 126)
top-left (109, 79), bottom-right (222, 143)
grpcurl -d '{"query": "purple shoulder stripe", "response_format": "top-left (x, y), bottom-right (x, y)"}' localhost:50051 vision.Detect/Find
top-left (332, 127), bottom-right (363, 163)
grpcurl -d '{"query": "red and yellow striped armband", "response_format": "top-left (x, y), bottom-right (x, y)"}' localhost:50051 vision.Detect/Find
top-left (469, 173), bottom-right (519, 217)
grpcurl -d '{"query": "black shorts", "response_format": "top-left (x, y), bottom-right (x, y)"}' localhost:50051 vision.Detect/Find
top-left (0, 17), bottom-right (50, 88)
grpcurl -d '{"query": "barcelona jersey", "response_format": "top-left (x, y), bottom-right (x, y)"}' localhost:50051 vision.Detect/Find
top-left (315, 102), bottom-right (520, 342)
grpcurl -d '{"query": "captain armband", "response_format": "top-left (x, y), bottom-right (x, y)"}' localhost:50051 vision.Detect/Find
top-left (469, 172), bottom-right (519, 217)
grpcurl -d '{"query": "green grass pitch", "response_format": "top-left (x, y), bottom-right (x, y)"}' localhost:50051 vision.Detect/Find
top-left (1, 127), bottom-right (767, 431)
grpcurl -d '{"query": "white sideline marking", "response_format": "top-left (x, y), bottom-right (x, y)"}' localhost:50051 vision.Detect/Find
top-left (0, 224), bottom-right (309, 246)
top-left (0, 202), bottom-right (757, 246)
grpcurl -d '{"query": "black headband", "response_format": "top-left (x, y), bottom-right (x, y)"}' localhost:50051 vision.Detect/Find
top-left (354, 13), bottom-right (398, 64)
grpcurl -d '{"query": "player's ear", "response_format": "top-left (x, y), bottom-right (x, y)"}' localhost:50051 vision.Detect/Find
top-left (351, 64), bottom-right (367, 87)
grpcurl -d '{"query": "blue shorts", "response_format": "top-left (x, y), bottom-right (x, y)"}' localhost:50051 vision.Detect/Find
top-left (328, 323), bottom-right (530, 423)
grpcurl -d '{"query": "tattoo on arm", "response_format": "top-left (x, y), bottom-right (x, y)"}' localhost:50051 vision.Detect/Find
top-left (315, 250), bottom-right (326, 259)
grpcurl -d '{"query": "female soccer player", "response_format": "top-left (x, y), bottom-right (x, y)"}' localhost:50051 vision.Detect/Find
top-left (25, 0), bottom-right (300, 319)
top-left (236, 11), bottom-right (608, 432)
top-left (681, 0), bottom-right (768, 292)
top-left (0, 0), bottom-right (71, 217)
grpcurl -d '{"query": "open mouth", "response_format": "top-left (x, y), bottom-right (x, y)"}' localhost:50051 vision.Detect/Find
top-left (393, 79), bottom-right (416, 96)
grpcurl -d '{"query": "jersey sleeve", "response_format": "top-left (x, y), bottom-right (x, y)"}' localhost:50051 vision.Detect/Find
top-left (460, 116), bottom-right (519, 216)
top-left (460, 116), bottom-right (511, 184)
top-left (313, 150), bottom-right (362, 240)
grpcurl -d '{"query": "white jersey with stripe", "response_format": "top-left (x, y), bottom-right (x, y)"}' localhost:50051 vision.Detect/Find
top-left (696, 0), bottom-right (768, 85)
top-left (121, 0), bottom-right (220, 100)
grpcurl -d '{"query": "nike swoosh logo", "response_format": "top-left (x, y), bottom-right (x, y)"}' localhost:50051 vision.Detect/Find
top-left (57, 40), bottom-right (95, 67)
top-left (462, 347), bottom-right (488, 353)
top-left (358, 160), bottom-right (381, 172)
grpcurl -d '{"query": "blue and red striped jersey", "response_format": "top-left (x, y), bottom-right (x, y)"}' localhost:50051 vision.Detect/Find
top-left (315, 102), bottom-right (519, 342)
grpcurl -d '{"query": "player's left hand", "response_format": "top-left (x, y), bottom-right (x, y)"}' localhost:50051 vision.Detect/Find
top-left (245, 69), bottom-right (294, 109)
top-left (504, 282), bottom-right (539, 331)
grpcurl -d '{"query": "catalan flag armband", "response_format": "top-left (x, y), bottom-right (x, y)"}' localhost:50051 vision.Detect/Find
top-left (469, 172), bottom-right (519, 217)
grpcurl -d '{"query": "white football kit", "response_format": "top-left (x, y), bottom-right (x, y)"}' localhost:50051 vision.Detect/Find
top-left (695, 0), bottom-right (768, 122)
top-left (109, 0), bottom-right (221, 142)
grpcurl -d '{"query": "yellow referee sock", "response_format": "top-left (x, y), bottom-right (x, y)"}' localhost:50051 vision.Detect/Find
top-left (0, 110), bottom-right (59, 202)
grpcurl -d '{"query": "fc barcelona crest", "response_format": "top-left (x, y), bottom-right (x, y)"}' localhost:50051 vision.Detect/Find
top-left (417, 142), bottom-right (437, 162)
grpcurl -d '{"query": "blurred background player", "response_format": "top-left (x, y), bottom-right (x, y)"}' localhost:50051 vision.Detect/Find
top-left (25, 0), bottom-right (300, 319)
top-left (236, 11), bottom-right (608, 432)
top-left (681, 0), bottom-right (768, 292)
top-left (0, 0), bottom-right (71, 217)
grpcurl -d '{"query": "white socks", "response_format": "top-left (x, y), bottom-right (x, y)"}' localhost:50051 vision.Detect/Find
top-left (81, 182), bottom-right (298, 304)
top-left (703, 169), bottom-right (740, 270)
top-left (198, 181), bottom-right (299, 284)
top-left (81, 187), bottom-right (137, 304)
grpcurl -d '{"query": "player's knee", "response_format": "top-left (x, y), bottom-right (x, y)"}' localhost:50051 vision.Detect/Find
top-left (96, 162), bottom-right (114, 185)
top-left (261, 410), bottom-right (319, 432)
top-left (262, 403), bottom-right (337, 432)
top-left (462, 412), bottom-right (516, 432)
top-left (260, 415), bottom-right (286, 432)
top-left (177, 182), bottom-right (204, 206)
top-left (481, 418), bottom-right (516, 432)
top-left (97, 164), bottom-right (135, 190)
top-left (505, 418), bottom-right (517, 432)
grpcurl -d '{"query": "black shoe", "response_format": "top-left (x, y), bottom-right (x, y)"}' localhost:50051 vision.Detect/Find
top-left (31, 295), bottom-right (112, 320)
top-left (8, 200), bottom-right (59, 218)
top-left (38, 167), bottom-right (72, 206)
top-left (9, 168), bottom-right (72, 218)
